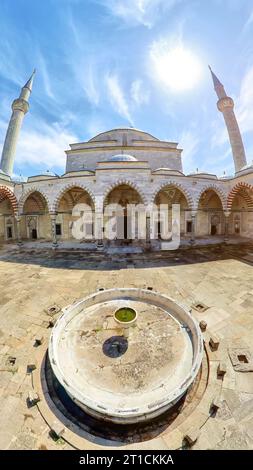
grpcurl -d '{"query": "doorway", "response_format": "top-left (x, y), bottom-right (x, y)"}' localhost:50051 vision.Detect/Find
top-left (210, 214), bottom-right (220, 236)
top-left (7, 226), bottom-right (13, 239)
top-left (27, 216), bottom-right (38, 240)
top-left (32, 228), bottom-right (37, 239)
top-left (234, 221), bottom-right (240, 234)
top-left (124, 214), bottom-right (128, 239)
top-left (234, 214), bottom-right (240, 234)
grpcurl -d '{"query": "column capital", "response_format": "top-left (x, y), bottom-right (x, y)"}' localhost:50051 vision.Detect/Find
top-left (14, 214), bottom-right (21, 222)
top-left (191, 210), bottom-right (197, 218)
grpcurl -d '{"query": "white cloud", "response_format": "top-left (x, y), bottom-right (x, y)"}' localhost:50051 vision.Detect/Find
top-left (37, 52), bottom-right (55, 100)
top-left (65, 13), bottom-right (101, 106)
top-left (180, 129), bottom-right (234, 176)
top-left (131, 79), bottom-right (149, 106)
top-left (17, 124), bottom-right (77, 170)
top-left (178, 130), bottom-right (199, 174)
top-left (242, 5), bottom-right (253, 34)
top-left (106, 73), bottom-right (133, 124)
top-left (85, 117), bottom-right (108, 139)
top-left (211, 121), bottom-right (228, 148)
top-left (207, 150), bottom-right (234, 177)
top-left (99, 0), bottom-right (182, 28)
top-left (237, 65), bottom-right (253, 134)
top-left (243, 12), bottom-right (253, 32)
top-left (81, 63), bottom-right (100, 106)
top-left (0, 119), bottom-right (77, 172)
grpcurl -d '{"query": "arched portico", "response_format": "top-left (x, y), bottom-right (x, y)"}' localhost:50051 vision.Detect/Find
top-left (21, 190), bottom-right (50, 240)
top-left (153, 184), bottom-right (191, 240)
top-left (0, 186), bottom-right (18, 241)
top-left (227, 182), bottom-right (253, 238)
top-left (103, 183), bottom-right (144, 242)
top-left (54, 186), bottom-right (95, 241)
top-left (196, 188), bottom-right (225, 237)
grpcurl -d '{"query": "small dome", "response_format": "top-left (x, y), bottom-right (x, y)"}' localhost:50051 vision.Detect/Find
top-left (235, 163), bottom-right (253, 176)
top-left (12, 174), bottom-right (27, 183)
top-left (0, 169), bottom-right (11, 180)
top-left (239, 163), bottom-right (253, 171)
top-left (108, 154), bottom-right (137, 162)
top-left (39, 170), bottom-right (58, 177)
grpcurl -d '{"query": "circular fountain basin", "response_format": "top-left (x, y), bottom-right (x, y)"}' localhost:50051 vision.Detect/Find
top-left (48, 288), bottom-right (203, 424)
top-left (114, 307), bottom-right (137, 332)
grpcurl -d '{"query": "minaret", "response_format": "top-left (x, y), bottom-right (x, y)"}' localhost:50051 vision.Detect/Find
top-left (209, 66), bottom-right (247, 173)
top-left (0, 70), bottom-right (36, 176)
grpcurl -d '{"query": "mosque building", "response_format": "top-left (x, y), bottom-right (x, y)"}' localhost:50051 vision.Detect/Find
top-left (0, 68), bottom-right (253, 250)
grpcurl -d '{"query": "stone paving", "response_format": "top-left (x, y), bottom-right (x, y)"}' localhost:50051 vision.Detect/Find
top-left (0, 243), bottom-right (253, 450)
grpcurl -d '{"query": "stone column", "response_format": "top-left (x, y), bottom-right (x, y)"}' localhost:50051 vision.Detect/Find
top-left (224, 212), bottom-right (230, 243)
top-left (190, 211), bottom-right (197, 244)
top-left (158, 206), bottom-right (161, 239)
top-left (50, 213), bottom-right (58, 248)
top-left (15, 214), bottom-right (22, 246)
top-left (95, 212), bottom-right (104, 250)
top-left (146, 214), bottom-right (151, 249)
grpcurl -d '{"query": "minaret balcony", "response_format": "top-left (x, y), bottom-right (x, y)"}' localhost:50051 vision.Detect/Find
top-left (12, 98), bottom-right (29, 114)
top-left (217, 96), bottom-right (234, 111)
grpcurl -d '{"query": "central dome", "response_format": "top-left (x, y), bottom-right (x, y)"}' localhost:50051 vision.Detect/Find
top-left (108, 154), bottom-right (137, 162)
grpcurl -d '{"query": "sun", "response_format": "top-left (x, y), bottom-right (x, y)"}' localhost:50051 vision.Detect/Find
top-left (150, 43), bottom-right (203, 92)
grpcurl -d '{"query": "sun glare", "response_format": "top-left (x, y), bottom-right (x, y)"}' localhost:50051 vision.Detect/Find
top-left (150, 44), bottom-right (203, 92)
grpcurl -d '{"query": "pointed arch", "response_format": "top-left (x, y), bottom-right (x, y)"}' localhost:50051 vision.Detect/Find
top-left (0, 186), bottom-right (18, 214)
top-left (196, 185), bottom-right (227, 211)
top-left (151, 181), bottom-right (194, 210)
top-left (19, 187), bottom-right (50, 214)
top-left (227, 182), bottom-right (253, 211)
top-left (53, 183), bottom-right (95, 213)
top-left (103, 180), bottom-right (147, 206)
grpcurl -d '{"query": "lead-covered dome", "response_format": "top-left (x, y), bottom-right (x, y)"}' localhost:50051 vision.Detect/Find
top-left (108, 154), bottom-right (137, 162)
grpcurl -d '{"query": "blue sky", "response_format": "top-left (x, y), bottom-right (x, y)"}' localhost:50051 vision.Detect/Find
top-left (1, 0), bottom-right (253, 178)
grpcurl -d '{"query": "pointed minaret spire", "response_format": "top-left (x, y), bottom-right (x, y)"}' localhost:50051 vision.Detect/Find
top-left (209, 65), bottom-right (247, 173)
top-left (208, 65), bottom-right (227, 99)
top-left (24, 68), bottom-right (36, 89)
top-left (19, 69), bottom-right (36, 101)
top-left (0, 70), bottom-right (35, 177)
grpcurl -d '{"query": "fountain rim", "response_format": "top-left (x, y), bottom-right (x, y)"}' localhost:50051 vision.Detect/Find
top-left (48, 288), bottom-right (203, 423)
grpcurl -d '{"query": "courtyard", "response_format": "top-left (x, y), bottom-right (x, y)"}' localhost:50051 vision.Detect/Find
top-left (0, 242), bottom-right (252, 450)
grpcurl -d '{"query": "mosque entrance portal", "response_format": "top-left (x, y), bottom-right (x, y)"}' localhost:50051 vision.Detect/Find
top-left (26, 216), bottom-right (38, 240)
top-left (32, 228), bottom-right (38, 239)
top-left (234, 215), bottom-right (241, 234)
top-left (210, 214), bottom-right (220, 236)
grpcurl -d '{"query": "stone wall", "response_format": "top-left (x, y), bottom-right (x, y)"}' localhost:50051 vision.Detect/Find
top-left (2, 164), bottom-right (253, 242)
top-left (66, 149), bottom-right (182, 172)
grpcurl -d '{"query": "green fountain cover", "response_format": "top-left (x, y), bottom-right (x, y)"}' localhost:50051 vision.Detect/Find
top-left (115, 307), bottom-right (136, 322)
